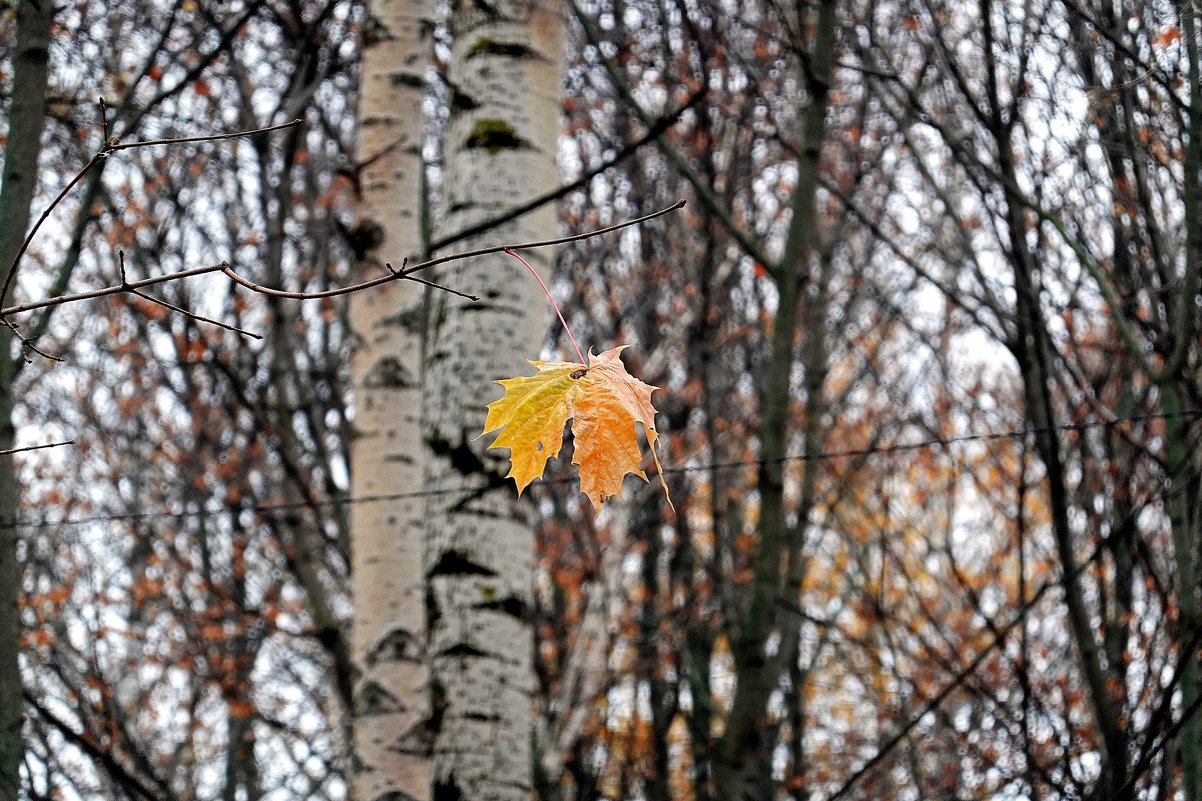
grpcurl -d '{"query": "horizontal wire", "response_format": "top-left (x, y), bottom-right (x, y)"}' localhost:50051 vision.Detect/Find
top-left (4, 409), bottom-right (1199, 532)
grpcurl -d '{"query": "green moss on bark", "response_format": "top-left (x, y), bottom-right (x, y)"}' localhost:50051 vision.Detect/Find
top-left (465, 38), bottom-right (534, 59)
top-left (463, 118), bottom-right (529, 153)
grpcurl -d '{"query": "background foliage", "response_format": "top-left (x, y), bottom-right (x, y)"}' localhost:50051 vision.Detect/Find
top-left (0, 0), bottom-right (1199, 799)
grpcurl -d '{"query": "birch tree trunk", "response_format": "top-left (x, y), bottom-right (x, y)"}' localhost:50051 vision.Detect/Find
top-left (350, 0), bottom-right (434, 798)
top-left (422, 4), bottom-right (565, 799)
top-left (0, 2), bottom-right (55, 798)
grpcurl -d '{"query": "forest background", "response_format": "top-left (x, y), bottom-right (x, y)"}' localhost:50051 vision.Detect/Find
top-left (0, 0), bottom-right (1200, 799)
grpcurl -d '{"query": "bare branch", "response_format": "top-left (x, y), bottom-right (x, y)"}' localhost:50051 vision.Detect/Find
top-left (0, 262), bottom-right (229, 317)
top-left (111, 250), bottom-right (262, 338)
top-left (0, 198), bottom-right (682, 361)
top-left (128, 288), bottom-right (262, 340)
top-left (2, 317), bottom-right (62, 362)
top-left (0, 119), bottom-right (302, 312)
top-left (104, 118), bottom-right (301, 153)
top-left (394, 270), bottom-right (480, 302)
top-left (0, 440), bottom-right (74, 456)
top-left (0, 153), bottom-right (103, 309)
top-left (97, 96), bottom-right (109, 141)
top-left (222, 200), bottom-right (687, 301)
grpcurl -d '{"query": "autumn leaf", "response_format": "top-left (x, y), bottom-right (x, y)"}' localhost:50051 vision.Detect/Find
top-left (483, 346), bottom-right (672, 510)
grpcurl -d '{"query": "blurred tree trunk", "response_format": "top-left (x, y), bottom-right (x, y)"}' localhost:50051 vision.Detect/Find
top-left (712, 0), bottom-right (837, 797)
top-left (0, 1), bottom-right (55, 798)
top-left (1165, 10), bottom-right (1202, 798)
top-left (349, 0), bottom-right (435, 798)
top-left (422, 2), bottom-right (564, 799)
top-left (980, 13), bottom-right (1131, 787)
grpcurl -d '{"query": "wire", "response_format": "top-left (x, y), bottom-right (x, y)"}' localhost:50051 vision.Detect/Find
top-left (671, 409), bottom-right (1202, 473)
top-left (4, 408), bottom-right (1199, 532)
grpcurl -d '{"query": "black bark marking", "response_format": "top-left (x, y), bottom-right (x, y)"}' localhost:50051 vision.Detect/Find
top-left (378, 305), bottom-right (424, 334)
top-left (450, 87), bottom-right (479, 112)
top-left (366, 627), bottom-right (422, 665)
top-left (376, 792), bottom-right (422, 801)
top-left (432, 776), bottom-right (464, 801)
top-left (388, 713), bottom-right (436, 757)
top-left (426, 582), bottom-right (442, 631)
top-left (438, 642), bottom-right (489, 658)
top-left (390, 72), bottom-right (425, 89)
top-left (360, 14), bottom-right (394, 46)
top-left (426, 549), bottom-right (498, 578)
top-left (429, 677), bottom-right (447, 738)
top-left (470, 0), bottom-right (498, 18)
top-left (354, 680), bottom-right (406, 716)
top-left (341, 219), bottom-right (386, 260)
top-left (463, 711), bottom-right (503, 722)
top-left (456, 302), bottom-right (528, 317)
top-left (472, 595), bottom-right (528, 620)
top-left (426, 431), bottom-right (491, 477)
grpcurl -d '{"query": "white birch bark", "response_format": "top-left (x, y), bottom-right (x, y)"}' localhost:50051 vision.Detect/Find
top-left (422, 4), bottom-right (565, 800)
top-left (350, 1), bottom-right (434, 799)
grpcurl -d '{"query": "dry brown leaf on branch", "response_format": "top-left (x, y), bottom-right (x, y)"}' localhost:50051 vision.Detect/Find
top-left (482, 346), bottom-right (673, 511)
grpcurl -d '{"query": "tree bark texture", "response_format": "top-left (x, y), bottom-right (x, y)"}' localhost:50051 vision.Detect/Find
top-left (350, 0), bottom-right (435, 798)
top-left (0, 1), bottom-right (55, 798)
top-left (422, 4), bottom-right (565, 801)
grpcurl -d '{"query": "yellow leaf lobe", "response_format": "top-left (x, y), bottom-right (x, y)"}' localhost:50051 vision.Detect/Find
top-left (482, 346), bottom-right (670, 510)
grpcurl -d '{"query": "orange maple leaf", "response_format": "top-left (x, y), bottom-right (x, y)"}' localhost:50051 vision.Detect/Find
top-left (483, 346), bottom-right (672, 510)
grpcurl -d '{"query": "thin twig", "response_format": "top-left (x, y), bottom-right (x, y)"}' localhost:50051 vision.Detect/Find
top-left (0, 119), bottom-right (301, 312)
top-left (129, 289), bottom-right (262, 340)
top-left (1, 262), bottom-right (229, 316)
top-left (222, 200), bottom-right (687, 301)
top-left (104, 118), bottom-right (300, 152)
top-left (2, 317), bottom-right (63, 362)
top-left (0, 194), bottom-right (680, 360)
top-left (0, 440), bottom-right (74, 456)
top-left (383, 258), bottom-right (479, 298)
top-left (0, 154), bottom-right (103, 308)
top-left (114, 249), bottom-right (263, 338)
top-left (26, 691), bottom-right (164, 801)
top-left (399, 273), bottom-right (479, 302)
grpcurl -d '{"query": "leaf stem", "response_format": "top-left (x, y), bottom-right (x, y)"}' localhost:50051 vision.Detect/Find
top-left (505, 248), bottom-right (586, 364)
